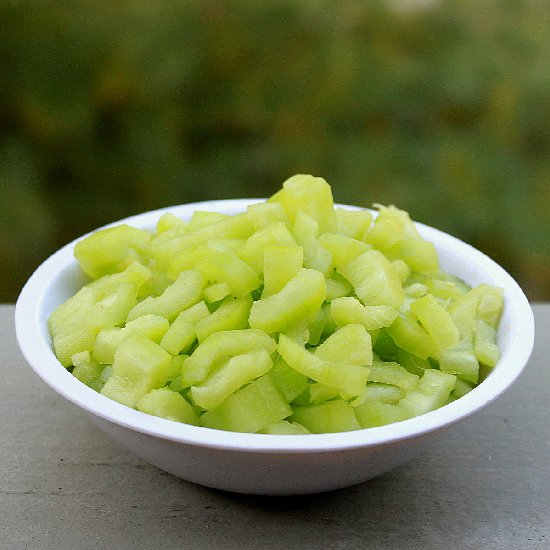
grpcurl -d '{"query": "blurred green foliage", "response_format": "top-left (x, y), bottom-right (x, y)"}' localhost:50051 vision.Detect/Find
top-left (1, 0), bottom-right (549, 301)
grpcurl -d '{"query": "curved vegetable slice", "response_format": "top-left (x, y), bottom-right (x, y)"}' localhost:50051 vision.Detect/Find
top-left (248, 268), bottom-right (326, 334)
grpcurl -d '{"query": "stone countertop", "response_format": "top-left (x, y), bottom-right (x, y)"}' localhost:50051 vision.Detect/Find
top-left (1, 304), bottom-right (548, 550)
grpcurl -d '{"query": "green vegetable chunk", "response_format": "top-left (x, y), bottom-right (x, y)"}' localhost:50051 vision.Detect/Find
top-left (314, 324), bottom-right (373, 367)
top-left (127, 270), bottom-right (205, 322)
top-left (195, 295), bottom-right (252, 343)
top-left (95, 314), bottom-right (170, 364)
top-left (409, 293), bottom-right (459, 351)
top-left (181, 329), bottom-right (277, 387)
top-left (259, 420), bottom-right (310, 435)
top-left (269, 174), bottom-right (337, 234)
top-left (100, 334), bottom-right (173, 407)
top-left (249, 268), bottom-right (327, 334)
top-left (339, 250), bottom-right (404, 308)
top-left (74, 225), bottom-right (151, 280)
top-left (200, 373), bottom-right (292, 433)
top-left (49, 282), bottom-right (139, 366)
top-left (278, 334), bottom-right (369, 398)
top-left (331, 297), bottom-right (398, 330)
top-left (160, 302), bottom-right (210, 355)
top-left (398, 369), bottom-right (456, 417)
top-left (239, 222), bottom-right (297, 273)
top-left (71, 351), bottom-right (104, 392)
top-left (335, 208), bottom-right (372, 240)
top-left (474, 319), bottom-right (500, 367)
top-left (262, 245), bottom-right (304, 299)
top-left (191, 349), bottom-right (273, 410)
top-left (137, 388), bottom-right (200, 425)
top-left (355, 401), bottom-right (411, 428)
top-left (292, 400), bottom-right (361, 433)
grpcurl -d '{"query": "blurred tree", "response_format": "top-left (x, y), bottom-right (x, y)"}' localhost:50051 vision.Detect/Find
top-left (0, 0), bottom-right (549, 300)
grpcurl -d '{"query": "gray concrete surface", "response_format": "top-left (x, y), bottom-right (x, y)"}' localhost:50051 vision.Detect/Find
top-left (1, 304), bottom-right (548, 549)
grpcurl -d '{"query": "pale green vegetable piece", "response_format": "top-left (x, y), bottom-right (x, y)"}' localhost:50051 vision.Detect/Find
top-left (405, 282), bottom-right (428, 298)
top-left (335, 208), bottom-right (372, 240)
top-left (452, 378), bottom-right (474, 399)
top-left (49, 286), bottom-right (103, 367)
top-left (168, 239), bottom-right (244, 279)
top-left (314, 324), bottom-right (373, 367)
top-left (156, 212), bottom-right (189, 234)
top-left (356, 383), bottom-right (405, 405)
top-left (325, 272), bottom-right (353, 302)
top-left (195, 295), bottom-right (253, 343)
top-left (392, 259), bottom-right (411, 283)
top-left (98, 375), bottom-right (146, 409)
top-left (88, 261), bottom-right (151, 295)
top-left (387, 238), bottom-right (439, 274)
top-left (160, 305), bottom-right (206, 356)
top-left (309, 383), bottom-right (340, 403)
top-left (477, 289), bottom-right (504, 328)
top-left (246, 201), bottom-right (290, 229)
top-left (200, 373), bottom-right (292, 433)
top-left (181, 329), bottom-right (277, 387)
top-left (278, 334), bottom-right (369, 398)
top-left (269, 356), bottom-right (309, 402)
top-left (125, 314), bottom-right (171, 340)
top-left (410, 293), bottom-right (459, 351)
top-left (152, 213), bottom-right (254, 271)
top-left (127, 270), bottom-right (205, 322)
top-left (189, 210), bottom-right (229, 230)
top-left (398, 369), bottom-right (456, 417)
top-left (368, 361), bottom-right (419, 391)
top-left (190, 350), bottom-right (273, 410)
top-left (331, 296), bottom-right (399, 331)
top-left (249, 268), bottom-right (326, 335)
top-left (386, 311), bottom-right (438, 359)
top-left (94, 314), bottom-right (170, 364)
top-left (262, 245), bottom-right (303, 299)
top-left (365, 204), bottom-right (411, 250)
top-left (259, 420), bottom-right (310, 435)
top-left (269, 174), bottom-right (337, 234)
top-left (397, 349), bottom-right (431, 377)
top-left (307, 306), bottom-right (328, 346)
top-left (239, 222), bottom-right (297, 273)
top-left (366, 205), bottom-right (438, 274)
top-left (292, 400), bottom-right (361, 433)
top-left (448, 284), bottom-right (501, 338)
top-left (50, 282), bottom-right (139, 367)
top-left (426, 278), bottom-right (468, 301)
top-left (318, 233), bottom-right (371, 270)
top-left (203, 282), bottom-right (231, 303)
top-left (437, 335), bottom-right (480, 384)
top-left (74, 224), bottom-right (151, 280)
top-left (71, 351), bottom-right (104, 392)
top-left (292, 211), bottom-right (333, 275)
top-left (137, 388), bottom-right (200, 425)
top-left (355, 401), bottom-right (411, 428)
top-left (136, 267), bottom-right (171, 299)
top-left (100, 334), bottom-right (173, 407)
top-left (339, 249), bottom-right (404, 308)
top-left (196, 251), bottom-right (260, 297)
top-left (474, 319), bottom-right (500, 367)
top-left (168, 355), bottom-right (186, 380)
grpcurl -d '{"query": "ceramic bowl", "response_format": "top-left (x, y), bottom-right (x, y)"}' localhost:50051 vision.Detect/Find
top-left (15, 199), bottom-right (535, 495)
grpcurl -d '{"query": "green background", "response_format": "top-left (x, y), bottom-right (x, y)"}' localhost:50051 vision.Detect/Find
top-left (1, 0), bottom-right (549, 301)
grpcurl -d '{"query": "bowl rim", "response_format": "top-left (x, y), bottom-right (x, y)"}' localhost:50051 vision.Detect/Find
top-left (15, 199), bottom-right (535, 454)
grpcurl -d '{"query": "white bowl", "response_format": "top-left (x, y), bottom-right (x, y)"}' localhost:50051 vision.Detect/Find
top-left (15, 199), bottom-right (535, 495)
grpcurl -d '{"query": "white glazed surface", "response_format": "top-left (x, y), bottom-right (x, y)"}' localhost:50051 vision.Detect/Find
top-left (15, 199), bottom-right (535, 494)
